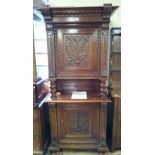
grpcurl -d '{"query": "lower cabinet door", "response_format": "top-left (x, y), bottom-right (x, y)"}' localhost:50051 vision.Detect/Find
top-left (57, 103), bottom-right (100, 145)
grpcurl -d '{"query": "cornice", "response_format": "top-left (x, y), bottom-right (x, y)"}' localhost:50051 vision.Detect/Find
top-left (39, 4), bottom-right (118, 23)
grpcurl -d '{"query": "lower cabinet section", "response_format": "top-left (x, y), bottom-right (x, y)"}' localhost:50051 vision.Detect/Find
top-left (58, 104), bottom-right (99, 145)
top-left (33, 104), bottom-right (50, 155)
top-left (107, 96), bottom-right (121, 152)
top-left (48, 102), bottom-right (109, 153)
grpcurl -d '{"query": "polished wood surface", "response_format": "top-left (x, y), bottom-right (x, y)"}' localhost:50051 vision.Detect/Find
top-left (46, 94), bottom-right (111, 103)
top-left (40, 4), bottom-right (118, 153)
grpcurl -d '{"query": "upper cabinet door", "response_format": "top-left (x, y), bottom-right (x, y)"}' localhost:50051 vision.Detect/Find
top-left (55, 28), bottom-right (100, 77)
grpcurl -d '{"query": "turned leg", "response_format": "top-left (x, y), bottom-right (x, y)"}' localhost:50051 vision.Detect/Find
top-left (50, 78), bottom-right (57, 98)
top-left (100, 78), bottom-right (108, 98)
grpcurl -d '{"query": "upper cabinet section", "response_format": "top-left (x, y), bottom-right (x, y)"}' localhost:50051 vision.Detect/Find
top-left (40, 4), bottom-right (118, 78)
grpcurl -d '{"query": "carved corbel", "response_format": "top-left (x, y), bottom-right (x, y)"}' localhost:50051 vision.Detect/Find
top-left (46, 23), bottom-right (54, 31)
top-left (102, 3), bottom-right (112, 23)
top-left (40, 5), bottom-right (52, 20)
top-left (101, 23), bottom-right (109, 31)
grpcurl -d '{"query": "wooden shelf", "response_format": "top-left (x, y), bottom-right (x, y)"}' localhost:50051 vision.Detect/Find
top-left (46, 91), bottom-right (111, 103)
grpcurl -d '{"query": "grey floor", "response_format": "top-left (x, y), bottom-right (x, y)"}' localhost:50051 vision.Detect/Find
top-left (47, 150), bottom-right (121, 155)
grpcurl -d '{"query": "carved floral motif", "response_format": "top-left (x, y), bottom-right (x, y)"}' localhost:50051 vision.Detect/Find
top-left (64, 35), bottom-right (89, 67)
top-left (68, 111), bottom-right (90, 134)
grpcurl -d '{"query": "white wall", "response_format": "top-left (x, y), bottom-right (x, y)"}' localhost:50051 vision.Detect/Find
top-left (49, 0), bottom-right (121, 28)
top-left (49, 0), bottom-right (120, 7)
top-left (110, 6), bottom-right (121, 28)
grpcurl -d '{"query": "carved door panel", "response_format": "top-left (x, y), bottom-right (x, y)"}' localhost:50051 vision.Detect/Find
top-left (55, 28), bottom-right (100, 77)
top-left (57, 103), bottom-right (99, 144)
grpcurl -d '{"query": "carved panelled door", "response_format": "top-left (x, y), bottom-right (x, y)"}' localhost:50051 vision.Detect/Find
top-left (57, 104), bottom-right (99, 145)
top-left (55, 28), bottom-right (100, 77)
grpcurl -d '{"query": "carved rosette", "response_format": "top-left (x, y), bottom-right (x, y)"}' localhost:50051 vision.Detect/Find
top-left (50, 78), bottom-right (57, 98)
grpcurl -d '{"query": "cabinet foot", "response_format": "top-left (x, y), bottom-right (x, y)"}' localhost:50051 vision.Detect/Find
top-left (48, 146), bottom-right (60, 154)
top-left (97, 146), bottom-right (109, 153)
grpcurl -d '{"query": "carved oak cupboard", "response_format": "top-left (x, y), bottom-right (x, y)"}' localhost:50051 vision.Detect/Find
top-left (40, 5), bottom-right (118, 154)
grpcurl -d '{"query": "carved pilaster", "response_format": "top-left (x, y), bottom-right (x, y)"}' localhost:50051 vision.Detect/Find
top-left (100, 24), bottom-right (109, 77)
top-left (98, 102), bottom-right (109, 153)
top-left (102, 4), bottom-right (112, 23)
top-left (46, 25), bottom-right (56, 77)
top-left (100, 103), bottom-right (108, 143)
top-left (49, 102), bottom-right (58, 145)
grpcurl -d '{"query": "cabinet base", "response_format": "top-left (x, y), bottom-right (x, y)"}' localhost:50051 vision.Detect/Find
top-left (48, 144), bottom-right (109, 153)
